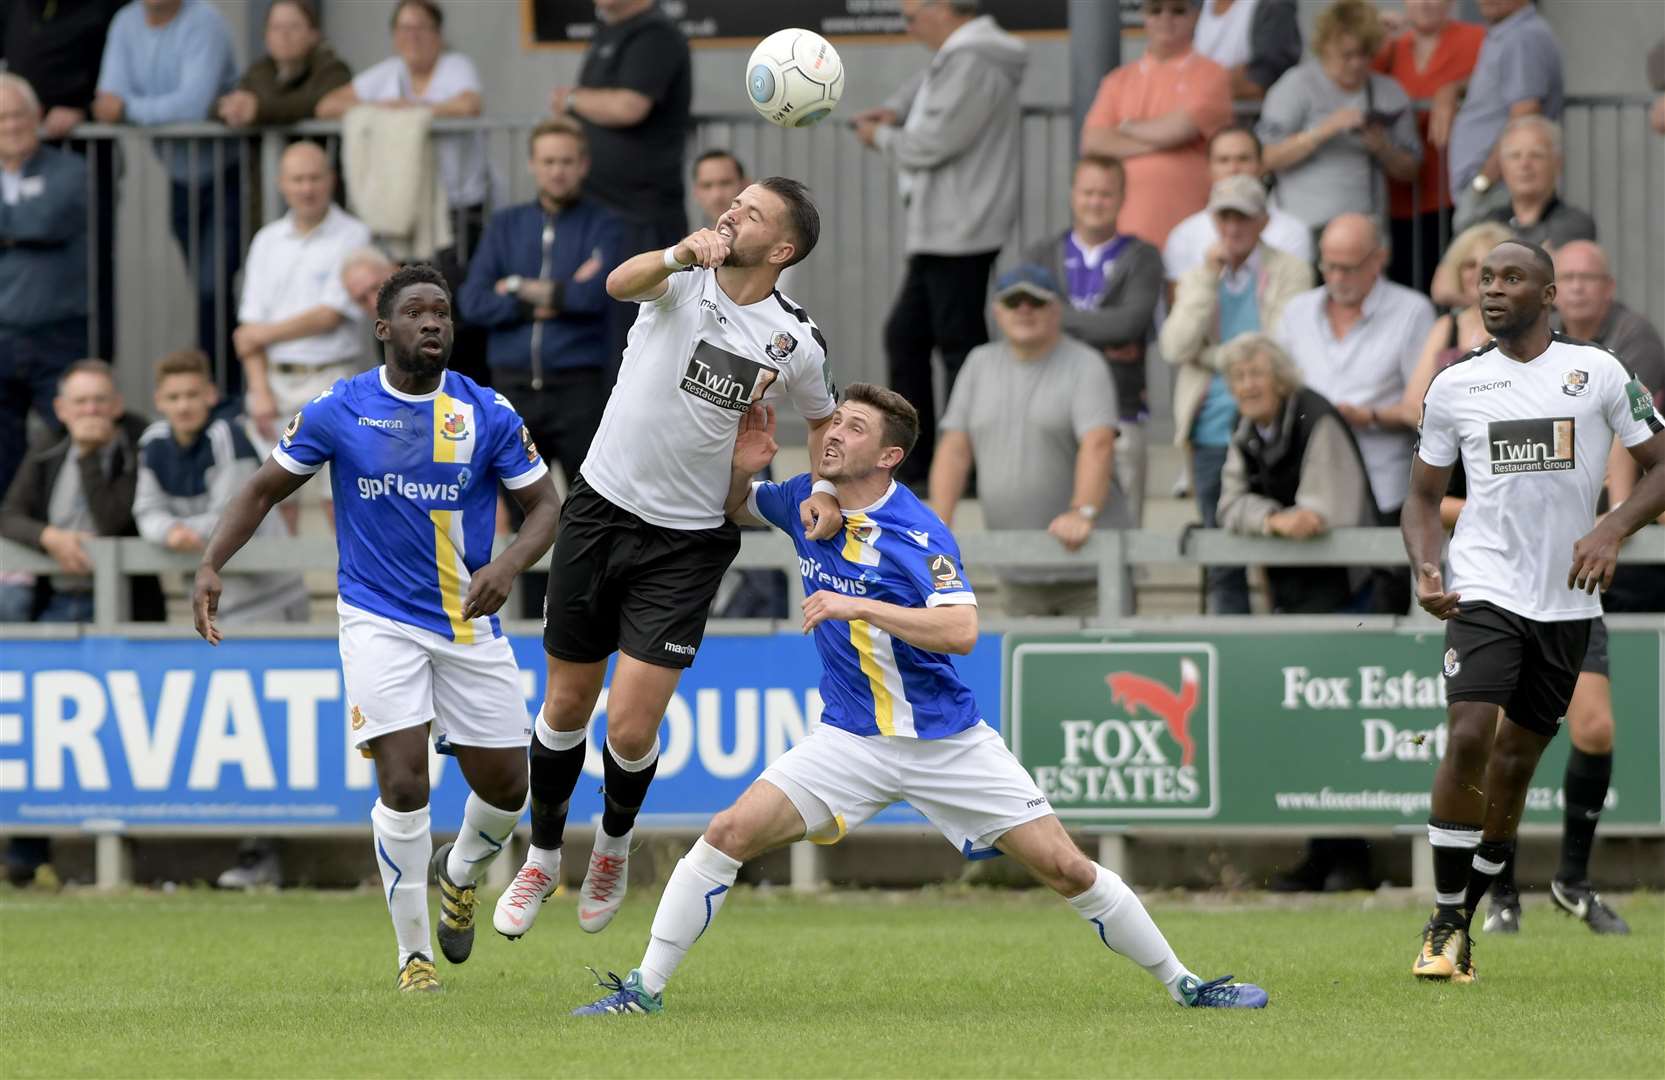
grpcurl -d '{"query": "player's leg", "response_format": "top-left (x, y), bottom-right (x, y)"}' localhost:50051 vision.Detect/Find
top-left (1551, 634), bottom-right (1629, 933)
top-left (432, 744), bottom-right (529, 963)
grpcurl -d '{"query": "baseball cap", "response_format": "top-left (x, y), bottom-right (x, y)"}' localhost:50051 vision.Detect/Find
top-left (993, 264), bottom-right (1061, 303)
top-left (1207, 174), bottom-right (1268, 217)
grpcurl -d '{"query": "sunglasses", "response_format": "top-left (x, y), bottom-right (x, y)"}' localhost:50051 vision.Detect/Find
top-left (999, 293), bottom-right (1051, 310)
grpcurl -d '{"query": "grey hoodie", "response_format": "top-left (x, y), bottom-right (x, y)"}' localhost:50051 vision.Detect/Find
top-left (875, 16), bottom-right (1027, 256)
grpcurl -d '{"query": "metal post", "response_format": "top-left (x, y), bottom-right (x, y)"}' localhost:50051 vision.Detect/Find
top-left (1068, 0), bottom-right (1122, 154)
top-left (789, 841), bottom-right (823, 893)
top-left (1411, 834), bottom-right (1434, 899)
top-left (90, 822), bottom-right (132, 890)
top-left (1097, 530), bottom-right (1127, 623)
top-left (89, 537), bottom-right (122, 631)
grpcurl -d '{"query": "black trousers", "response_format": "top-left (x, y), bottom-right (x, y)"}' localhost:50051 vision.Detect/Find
top-left (1388, 209), bottom-right (1449, 296)
top-left (883, 250), bottom-right (1000, 486)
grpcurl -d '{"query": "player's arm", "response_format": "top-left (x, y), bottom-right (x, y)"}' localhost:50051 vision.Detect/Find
top-left (802, 592), bottom-right (979, 656)
top-left (605, 228), bottom-right (729, 302)
top-left (192, 459), bottom-right (311, 644)
top-left (1570, 431), bottom-right (1665, 594)
top-left (1402, 455), bottom-right (1460, 619)
top-left (463, 471), bottom-right (560, 621)
top-left (726, 404), bottom-right (779, 527)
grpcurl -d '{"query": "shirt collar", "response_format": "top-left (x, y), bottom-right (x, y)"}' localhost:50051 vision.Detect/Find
top-left (1220, 246), bottom-right (1262, 289)
top-left (281, 204), bottom-right (337, 238)
top-left (379, 366), bottom-right (444, 402)
top-left (1069, 230), bottom-right (1120, 265)
top-left (846, 480), bottom-right (899, 516)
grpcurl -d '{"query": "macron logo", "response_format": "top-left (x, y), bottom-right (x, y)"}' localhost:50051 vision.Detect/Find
top-left (663, 642), bottom-right (696, 656)
top-left (358, 416), bottom-right (405, 429)
top-left (356, 473), bottom-right (461, 503)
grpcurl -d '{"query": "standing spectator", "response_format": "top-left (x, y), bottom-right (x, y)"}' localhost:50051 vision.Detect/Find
top-left (1192, 0), bottom-right (1301, 102)
top-left (1371, 0), bottom-right (1484, 292)
top-left (1275, 213), bottom-right (1433, 613)
top-left (1216, 334), bottom-right (1378, 612)
top-left (1481, 116), bottom-right (1595, 249)
top-left (215, 0), bottom-right (350, 128)
top-left (551, 0), bottom-right (692, 252)
top-left (1163, 126), bottom-right (1313, 282)
top-left (93, 0), bottom-right (241, 381)
top-left (341, 246), bottom-right (397, 321)
top-left (0, 360), bottom-right (163, 623)
top-left (852, 0), bottom-right (1027, 487)
top-left (236, 141), bottom-right (372, 445)
top-left (133, 350), bottom-right (307, 623)
top-left (1, 0), bottom-right (123, 364)
top-left (1447, 0), bottom-right (1563, 229)
top-left (0, 74), bottom-right (88, 498)
top-left (459, 120), bottom-right (622, 493)
top-left (1081, 0), bottom-right (1232, 251)
top-left (1160, 176), bottom-right (1313, 614)
top-left (1258, 0), bottom-right (1420, 236)
top-left (929, 265), bottom-right (1131, 617)
top-left (1024, 155), bottom-right (1164, 524)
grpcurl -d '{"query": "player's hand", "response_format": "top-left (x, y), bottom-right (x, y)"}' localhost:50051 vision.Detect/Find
top-left (1567, 524), bottom-right (1623, 595)
top-left (1415, 562), bottom-right (1461, 620)
top-left (39, 526), bottom-right (93, 574)
top-left (1047, 510), bottom-right (1093, 552)
top-left (246, 384), bottom-right (279, 439)
top-left (193, 565), bottom-right (224, 644)
top-left (801, 590), bottom-right (865, 634)
top-left (461, 559), bottom-right (516, 621)
top-left (801, 490), bottom-right (843, 541)
top-left (674, 228), bottom-right (730, 269)
top-left (733, 403), bottom-right (779, 474)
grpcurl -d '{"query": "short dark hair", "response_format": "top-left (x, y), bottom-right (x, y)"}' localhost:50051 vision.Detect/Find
top-left (529, 117), bottom-right (586, 156)
top-left (756, 176), bottom-right (819, 268)
top-left (269, 0), bottom-right (320, 30)
top-left (842, 382), bottom-right (919, 465)
top-left (57, 357), bottom-right (116, 395)
top-left (1495, 238), bottom-right (1557, 282)
top-left (376, 262), bottom-right (451, 321)
top-left (391, 0), bottom-right (442, 30)
top-left (1210, 124), bottom-right (1263, 159)
top-left (154, 349), bottom-right (212, 383)
top-left (694, 149), bottom-right (745, 180)
top-left (1074, 154), bottom-right (1125, 186)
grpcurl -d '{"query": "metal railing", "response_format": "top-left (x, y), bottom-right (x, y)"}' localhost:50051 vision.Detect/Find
top-left (4, 526), bottom-right (1661, 632)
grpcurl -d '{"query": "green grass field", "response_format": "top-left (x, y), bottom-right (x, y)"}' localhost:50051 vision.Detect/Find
top-left (2, 886), bottom-right (1660, 1078)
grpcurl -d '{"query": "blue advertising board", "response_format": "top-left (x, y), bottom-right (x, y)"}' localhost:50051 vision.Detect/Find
top-left (0, 634), bottom-right (1002, 832)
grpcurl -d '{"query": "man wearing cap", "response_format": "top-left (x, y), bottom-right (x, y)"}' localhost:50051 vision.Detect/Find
top-left (928, 264), bottom-right (1131, 617)
top-left (1160, 174), bottom-right (1313, 613)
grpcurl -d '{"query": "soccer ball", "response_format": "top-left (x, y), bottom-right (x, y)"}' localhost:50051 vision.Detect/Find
top-left (746, 28), bottom-right (845, 129)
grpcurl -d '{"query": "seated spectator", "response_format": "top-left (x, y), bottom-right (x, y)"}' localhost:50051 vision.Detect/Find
top-left (929, 265), bottom-right (1130, 617)
top-left (0, 360), bottom-right (163, 623)
top-left (1482, 115), bottom-right (1594, 249)
top-left (0, 74), bottom-right (88, 498)
top-left (133, 350), bottom-right (307, 622)
top-left (1192, 0), bottom-right (1301, 101)
top-left (341, 246), bottom-right (398, 321)
top-left (1371, 0), bottom-right (1485, 292)
top-left (216, 0), bottom-right (350, 128)
top-left (94, 0), bottom-right (241, 376)
top-left (1163, 126), bottom-right (1314, 282)
top-left (1080, 0), bottom-right (1232, 250)
top-left (1275, 213), bottom-right (1434, 613)
top-left (1217, 333), bottom-right (1378, 610)
top-left (1023, 155), bottom-right (1163, 524)
top-left (1258, 0), bottom-right (1421, 235)
top-left (1448, 0), bottom-right (1563, 230)
top-left (236, 142), bottom-right (372, 446)
top-left (1160, 176), bottom-right (1313, 614)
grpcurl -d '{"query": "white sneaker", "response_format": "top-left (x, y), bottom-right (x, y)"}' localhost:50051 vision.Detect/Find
top-left (493, 860), bottom-right (558, 939)
top-left (216, 850), bottom-right (280, 889)
top-left (577, 830), bottom-right (631, 934)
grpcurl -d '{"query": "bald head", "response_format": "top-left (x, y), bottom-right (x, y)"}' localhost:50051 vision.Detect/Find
top-left (278, 140), bottom-right (334, 226)
top-left (1552, 240), bottom-right (1614, 331)
top-left (1318, 213), bottom-right (1386, 307)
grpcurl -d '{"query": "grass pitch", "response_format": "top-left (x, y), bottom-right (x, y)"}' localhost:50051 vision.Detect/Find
top-left (2, 886), bottom-right (1660, 1078)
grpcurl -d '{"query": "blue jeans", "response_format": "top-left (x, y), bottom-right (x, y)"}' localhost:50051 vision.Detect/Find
top-left (38, 591), bottom-right (94, 623)
top-left (0, 583), bottom-right (35, 623)
top-left (1192, 444), bottom-right (1250, 615)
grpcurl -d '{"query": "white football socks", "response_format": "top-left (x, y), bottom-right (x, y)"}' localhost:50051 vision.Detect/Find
top-left (371, 799), bottom-right (432, 969)
top-left (1068, 863), bottom-right (1193, 1003)
top-left (639, 837), bottom-right (742, 996)
top-left (446, 792), bottom-right (525, 887)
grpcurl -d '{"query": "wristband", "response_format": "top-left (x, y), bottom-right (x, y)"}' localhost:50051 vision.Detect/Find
top-left (811, 480), bottom-right (838, 498)
top-left (663, 246), bottom-right (691, 270)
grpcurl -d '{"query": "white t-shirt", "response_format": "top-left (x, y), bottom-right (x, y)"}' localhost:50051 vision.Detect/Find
top-left (238, 204), bottom-right (372, 366)
top-left (352, 53), bottom-right (489, 206)
top-left (1417, 335), bottom-right (1664, 621)
top-left (581, 269), bottom-right (839, 530)
top-left (1163, 206), bottom-right (1313, 281)
top-left (1193, 0), bottom-right (1258, 72)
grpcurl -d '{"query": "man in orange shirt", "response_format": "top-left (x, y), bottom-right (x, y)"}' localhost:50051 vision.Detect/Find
top-left (1081, 0), bottom-right (1233, 251)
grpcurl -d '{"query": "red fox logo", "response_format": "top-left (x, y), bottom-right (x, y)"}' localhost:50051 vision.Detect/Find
top-left (1105, 659), bottom-right (1200, 766)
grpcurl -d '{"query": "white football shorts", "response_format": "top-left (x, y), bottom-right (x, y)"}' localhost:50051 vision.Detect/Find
top-left (338, 600), bottom-right (532, 751)
top-left (761, 721), bottom-right (1052, 857)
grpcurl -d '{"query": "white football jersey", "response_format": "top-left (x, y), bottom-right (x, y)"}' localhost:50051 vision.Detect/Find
top-left (1417, 334), bottom-right (1664, 621)
top-left (581, 269), bottom-right (838, 529)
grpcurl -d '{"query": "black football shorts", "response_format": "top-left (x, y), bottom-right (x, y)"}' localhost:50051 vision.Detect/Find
top-left (1441, 601), bottom-right (1593, 737)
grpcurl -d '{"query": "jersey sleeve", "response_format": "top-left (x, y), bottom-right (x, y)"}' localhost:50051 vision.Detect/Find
top-left (271, 384), bottom-right (342, 474)
top-left (784, 332), bottom-right (837, 421)
top-left (894, 534), bottom-right (977, 609)
top-left (651, 266), bottom-right (704, 310)
top-left (746, 476), bottom-right (802, 533)
top-left (487, 392), bottom-right (550, 490)
top-left (1414, 373), bottom-right (1460, 467)
top-left (1604, 356), bottom-right (1665, 448)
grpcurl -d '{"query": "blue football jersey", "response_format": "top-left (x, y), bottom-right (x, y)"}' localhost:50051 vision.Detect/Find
top-left (272, 367), bottom-right (548, 641)
top-left (749, 473), bottom-right (980, 739)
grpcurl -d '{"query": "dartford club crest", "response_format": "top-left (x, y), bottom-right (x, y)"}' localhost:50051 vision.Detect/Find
top-left (1562, 369), bottom-right (1589, 397)
top-left (765, 330), bottom-right (798, 361)
top-left (1443, 648), bottom-right (1461, 678)
top-left (441, 411), bottom-right (469, 440)
top-left (350, 704), bottom-right (366, 731)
